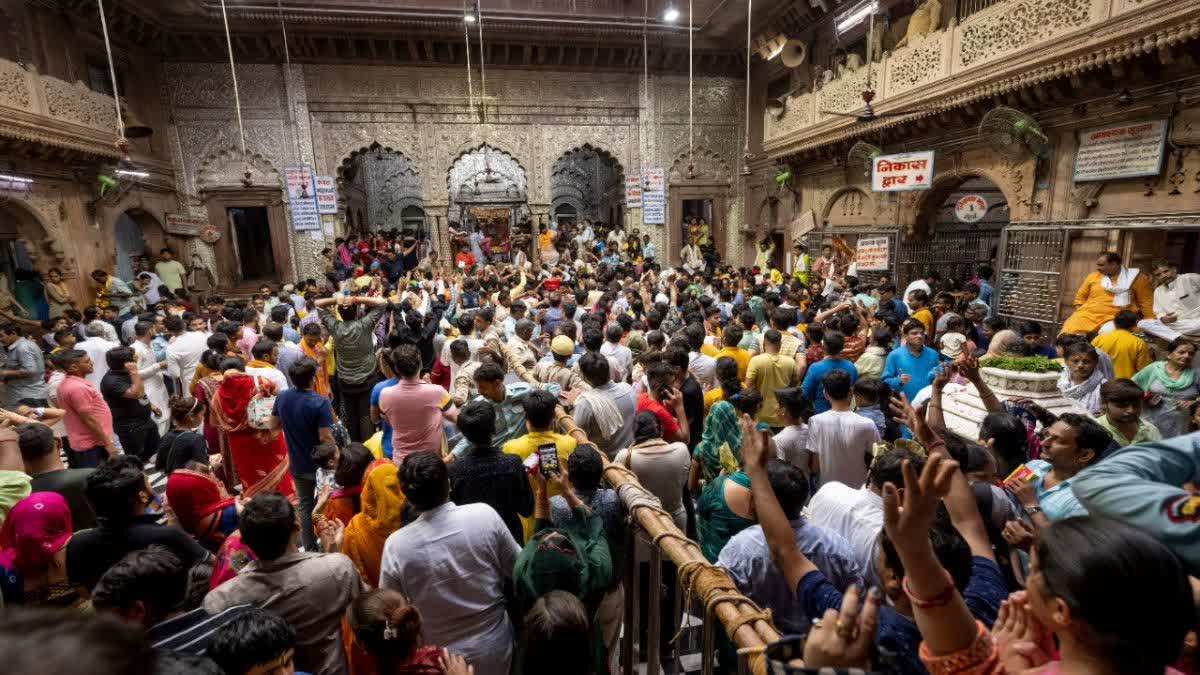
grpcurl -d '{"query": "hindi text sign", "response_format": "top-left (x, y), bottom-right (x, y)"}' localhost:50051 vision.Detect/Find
top-left (314, 175), bottom-right (338, 215)
top-left (954, 195), bottom-right (988, 223)
top-left (164, 213), bottom-right (208, 237)
top-left (871, 151), bottom-right (935, 192)
top-left (856, 236), bottom-right (890, 271)
top-left (1073, 120), bottom-right (1167, 183)
top-left (285, 164), bottom-right (321, 231)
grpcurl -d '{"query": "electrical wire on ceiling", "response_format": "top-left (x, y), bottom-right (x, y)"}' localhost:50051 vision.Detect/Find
top-left (218, 0), bottom-right (249, 175)
top-left (688, 0), bottom-right (694, 169)
top-left (741, 0), bottom-right (752, 176)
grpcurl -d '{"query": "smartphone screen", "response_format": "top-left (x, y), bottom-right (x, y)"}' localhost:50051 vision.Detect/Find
top-left (537, 443), bottom-right (560, 474)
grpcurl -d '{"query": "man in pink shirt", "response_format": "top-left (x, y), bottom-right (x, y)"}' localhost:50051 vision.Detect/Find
top-left (379, 344), bottom-right (458, 462)
top-left (51, 350), bottom-right (115, 468)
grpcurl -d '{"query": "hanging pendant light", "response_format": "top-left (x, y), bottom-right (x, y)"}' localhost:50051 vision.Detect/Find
top-left (219, 0), bottom-right (252, 186)
top-left (96, 0), bottom-right (148, 181)
top-left (740, 0), bottom-right (754, 177)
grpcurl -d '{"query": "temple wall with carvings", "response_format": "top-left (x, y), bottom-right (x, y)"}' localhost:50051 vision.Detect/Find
top-left (163, 62), bottom-right (746, 278)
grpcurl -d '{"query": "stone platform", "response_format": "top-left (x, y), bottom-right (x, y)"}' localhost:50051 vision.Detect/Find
top-left (942, 367), bottom-right (1089, 440)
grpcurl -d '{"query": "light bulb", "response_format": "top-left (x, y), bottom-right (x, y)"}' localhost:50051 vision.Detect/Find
top-left (464, 13), bottom-right (476, 23)
top-left (663, 6), bottom-right (680, 22)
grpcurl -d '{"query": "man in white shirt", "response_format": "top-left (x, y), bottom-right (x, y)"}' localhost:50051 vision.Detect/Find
top-left (1139, 260), bottom-right (1200, 341)
top-left (807, 446), bottom-right (922, 586)
top-left (683, 324), bottom-right (716, 391)
top-left (902, 270), bottom-right (940, 313)
top-left (164, 315), bottom-right (208, 391)
top-left (245, 339), bottom-right (290, 393)
top-left (77, 323), bottom-right (116, 389)
top-left (599, 321), bottom-right (632, 383)
top-left (806, 369), bottom-right (879, 489)
top-left (382, 452), bottom-right (520, 675)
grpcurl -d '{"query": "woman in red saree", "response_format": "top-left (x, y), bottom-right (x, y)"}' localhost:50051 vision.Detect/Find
top-left (165, 466), bottom-right (238, 551)
top-left (193, 348), bottom-right (237, 492)
top-left (210, 365), bottom-right (294, 498)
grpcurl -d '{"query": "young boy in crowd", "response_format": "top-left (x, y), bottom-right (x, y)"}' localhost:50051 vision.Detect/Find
top-left (1091, 310), bottom-right (1151, 379)
top-left (1096, 378), bottom-right (1161, 448)
top-left (1018, 321), bottom-right (1058, 358)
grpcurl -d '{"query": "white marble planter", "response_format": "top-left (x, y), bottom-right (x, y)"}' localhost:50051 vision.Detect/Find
top-left (942, 367), bottom-right (1087, 441)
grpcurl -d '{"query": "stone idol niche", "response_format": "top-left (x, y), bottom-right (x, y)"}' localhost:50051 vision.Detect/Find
top-left (942, 358), bottom-right (1086, 440)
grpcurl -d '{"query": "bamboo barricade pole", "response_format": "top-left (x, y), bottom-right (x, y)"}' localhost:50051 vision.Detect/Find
top-left (487, 337), bottom-right (782, 674)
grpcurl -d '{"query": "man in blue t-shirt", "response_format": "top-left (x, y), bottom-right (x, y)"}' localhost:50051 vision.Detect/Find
top-left (882, 321), bottom-right (941, 402)
top-left (269, 356), bottom-right (334, 551)
top-left (800, 331), bottom-right (859, 414)
top-left (370, 366), bottom-right (400, 460)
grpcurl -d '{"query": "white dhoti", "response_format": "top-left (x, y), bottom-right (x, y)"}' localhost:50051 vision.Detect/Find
top-left (1138, 317), bottom-right (1200, 342)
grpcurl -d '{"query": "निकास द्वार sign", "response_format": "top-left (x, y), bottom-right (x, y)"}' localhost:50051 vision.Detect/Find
top-left (954, 194), bottom-right (988, 223)
top-left (1073, 120), bottom-right (1168, 183)
top-left (871, 151), bottom-right (934, 192)
top-left (855, 236), bottom-right (889, 271)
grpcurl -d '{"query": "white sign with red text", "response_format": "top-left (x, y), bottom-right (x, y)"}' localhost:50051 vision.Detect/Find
top-left (856, 237), bottom-right (889, 271)
top-left (871, 151), bottom-right (934, 192)
top-left (955, 194), bottom-right (988, 223)
top-left (315, 175), bottom-right (338, 214)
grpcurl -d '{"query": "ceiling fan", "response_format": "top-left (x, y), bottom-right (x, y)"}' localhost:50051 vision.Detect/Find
top-left (818, 12), bottom-right (932, 123)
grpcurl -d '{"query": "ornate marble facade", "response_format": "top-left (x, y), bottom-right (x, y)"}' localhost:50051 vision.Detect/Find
top-left (163, 62), bottom-right (747, 279)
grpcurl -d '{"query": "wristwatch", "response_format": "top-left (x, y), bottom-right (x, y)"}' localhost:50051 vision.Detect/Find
top-left (1023, 505), bottom-right (1043, 517)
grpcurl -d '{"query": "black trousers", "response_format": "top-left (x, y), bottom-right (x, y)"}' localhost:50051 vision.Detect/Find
top-left (114, 418), bottom-right (161, 462)
top-left (338, 378), bottom-right (376, 442)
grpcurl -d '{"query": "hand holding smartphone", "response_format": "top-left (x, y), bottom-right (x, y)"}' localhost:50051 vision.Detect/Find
top-left (537, 443), bottom-right (560, 475)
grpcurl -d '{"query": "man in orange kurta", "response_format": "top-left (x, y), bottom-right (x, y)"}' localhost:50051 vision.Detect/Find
top-left (1060, 252), bottom-right (1154, 336)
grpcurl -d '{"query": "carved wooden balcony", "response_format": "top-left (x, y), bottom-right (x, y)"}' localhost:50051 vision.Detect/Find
top-left (762, 0), bottom-right (1200, 158)
top-left (0, 58), bottom-right (123, 160)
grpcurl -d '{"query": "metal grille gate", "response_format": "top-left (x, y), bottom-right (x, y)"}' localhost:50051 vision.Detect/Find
top-left (896, 225), bottom-right (1002, 288)
top-left (995, 227), bottom-right (1069, 332)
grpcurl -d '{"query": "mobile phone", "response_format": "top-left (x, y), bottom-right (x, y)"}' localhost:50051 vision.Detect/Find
top-left (537, 443), bottom-right (560, 474)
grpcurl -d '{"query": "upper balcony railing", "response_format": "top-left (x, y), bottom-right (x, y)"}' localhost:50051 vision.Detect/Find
top-left (763, 0), bottom-right (1192, 153)
top-left (0, 57), bottom-right (122, 158)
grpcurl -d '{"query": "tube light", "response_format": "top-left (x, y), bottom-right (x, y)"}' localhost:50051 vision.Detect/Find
top-left (835, 0), bottom-right (878, 34)
top-left (463, 13), bottom-right (476, 23)
top-left (0, 174), bottom-right (33, 184)
top-left (115, 169), bottom-right (150, 178)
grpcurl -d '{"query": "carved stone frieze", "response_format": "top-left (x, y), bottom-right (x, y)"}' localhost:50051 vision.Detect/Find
top-left (885, 31), bottom-right (947, 97)
top-left (0, 60), bottom-right (31, 110)
top-left (165, 63), bottom-right (286, 111)
top-left (817, 68), bottom-right (872, 119)
top-left (195, 144), bottom-right (281, 190)
top-left (959, 0), bottom-right (1097, 68)
top-left (668, 146), bottom-right (732, 184)
top-left (764, 93), bottom-right (813, 144)
top-left (42, 77), bottom-right (116, 132)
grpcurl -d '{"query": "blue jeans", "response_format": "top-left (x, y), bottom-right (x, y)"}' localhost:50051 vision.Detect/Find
top-left (69, 446), bottom-right (109, 468)
top-left (292, 471), bottom-right (318, 551)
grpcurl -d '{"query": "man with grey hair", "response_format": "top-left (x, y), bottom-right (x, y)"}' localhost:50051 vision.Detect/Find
top-left (599, 321), bottom-right (632, 383)
top-left (77, 322), bottom-right (117, 388)
top-left (506, 318), bottom-right (539, 372)
top-left (1138, 260), bottom-right (1200, 341)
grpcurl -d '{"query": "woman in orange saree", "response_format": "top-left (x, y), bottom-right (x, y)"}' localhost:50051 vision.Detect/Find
top-left (210, 366), bottom-right (294, 499)
top-left (337, 461), bottom-right (406, 675)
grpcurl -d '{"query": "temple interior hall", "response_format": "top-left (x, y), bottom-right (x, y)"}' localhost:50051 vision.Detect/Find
top-left (0, 0), bottom-right (1197, 328)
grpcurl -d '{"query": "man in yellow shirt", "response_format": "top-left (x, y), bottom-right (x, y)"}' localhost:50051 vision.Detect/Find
top-left (1091, 310), bottom-right (1151, 379)
top-left (713, 324), bottom-right (751, 380)
top-left (745, 329), bottom-right (798, 428)
top-left (501, 388), bottom-right (575, 539)
top-left (907, 289), bottom-right (934, 336)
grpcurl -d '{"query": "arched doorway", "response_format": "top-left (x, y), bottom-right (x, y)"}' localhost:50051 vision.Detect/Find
top-left (113, 209), bottom-right (166, 283)
top-left (0, 203), bottom-right (47, 319)
top-left (550, 145), bottom-right (624, 229)
top-left (339, 143), bottom-right (423, 235)
top-left (448, 145), bottom-right (528, 264)
top-left (898, 175), bottom-right (1008, 287)
top-left (554, 203), bottom-right (578, 228)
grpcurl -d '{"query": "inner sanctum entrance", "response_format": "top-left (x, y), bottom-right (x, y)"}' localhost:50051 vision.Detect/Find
top-left (228, 206), bottom-right (276, 281)
top-left (898, 175), bottom-right (1007, 287)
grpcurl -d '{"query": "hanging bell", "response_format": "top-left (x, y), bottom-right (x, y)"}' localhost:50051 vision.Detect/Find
top-left (120, 98), bottom-right (154, 139)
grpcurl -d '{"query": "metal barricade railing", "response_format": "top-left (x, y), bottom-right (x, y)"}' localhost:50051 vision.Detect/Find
top-left (491, 337), bottom-right (783, 674)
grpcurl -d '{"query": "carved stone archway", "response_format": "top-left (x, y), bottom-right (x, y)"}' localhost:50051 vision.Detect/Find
top-left (195, 145), bottom-right (281, 191)
top-left (338, 143), bottom-right (423, 231)
top-left (550, 143), bottom-right (625, 226)
top-left (904, 166), bottom-right (1022, 236)
top-left (821, 186), bottom-right (875, 226)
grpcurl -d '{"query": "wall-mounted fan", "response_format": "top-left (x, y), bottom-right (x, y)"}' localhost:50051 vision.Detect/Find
top-left (847, 141), bottom-right (883, 176)
top-left (978, 106), bottom-right (1049, 159)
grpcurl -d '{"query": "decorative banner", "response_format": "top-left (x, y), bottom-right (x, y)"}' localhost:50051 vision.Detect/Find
top-left (624, 174), bottom-right (642, 208)
top-left (856, 236), bottom-right (890, 271)
top-left (314, 175), bottom-right (338, 214)
top-left (164, 213), bottom-right (208, 237)
top-left (285, 164), bottom-right (321, 231)
top-left (1073, 119), bottom-right (1167, 183)
top-left (641, 167), bottom-right (666, 225)
top-left (954, 194), bottom-right (988, 223)
top-left (871, 151), bottom-right (934, 192)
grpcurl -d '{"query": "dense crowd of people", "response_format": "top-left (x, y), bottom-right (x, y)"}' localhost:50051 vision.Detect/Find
top-left (0, 222), bottom-right (1197, 675)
